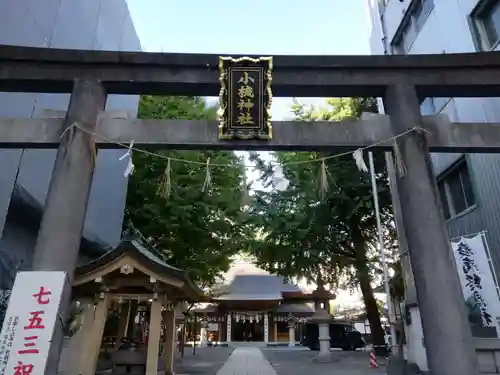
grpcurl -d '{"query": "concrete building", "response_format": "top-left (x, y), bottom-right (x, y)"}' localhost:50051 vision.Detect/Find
top-left (367, 0), bottom-right (500, 371)
top-left (0, 0), bottom-right (141, 289)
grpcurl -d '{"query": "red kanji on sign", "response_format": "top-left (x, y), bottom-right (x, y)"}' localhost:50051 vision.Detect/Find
top-left (17, 336), bottom-right (39, 355)
top-left (24, 311), bottom-right (45, 330)
top-left (32, 287), bottom-right (51, 305)
top-left (13, 361), bottom-right (33, 375)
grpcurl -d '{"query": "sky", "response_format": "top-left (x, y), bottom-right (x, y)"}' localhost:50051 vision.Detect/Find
top-left (126, 0), bottom-right (372, 121)
top-left (126, 0), bottom-right (374, 306)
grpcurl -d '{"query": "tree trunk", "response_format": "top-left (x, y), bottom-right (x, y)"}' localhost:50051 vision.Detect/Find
top-left (352, 232), bottom-right (387, 356)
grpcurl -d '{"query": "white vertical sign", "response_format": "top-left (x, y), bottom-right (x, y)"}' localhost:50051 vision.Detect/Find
top-left (0, 272), bottom-right (66, 375)
top-left (264, 313), bottom-right (269, 343)
top-left (451, 234), bottom-right (500, 328)
top-left (226, 313), bottom-right (231, 342)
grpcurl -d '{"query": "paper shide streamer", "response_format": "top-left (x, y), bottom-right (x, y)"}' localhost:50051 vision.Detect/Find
top-left (119, 141), bottom-right (135, 177)
top-left (352, 149), bottom-right (368, 172)
top-left (271, 165), bottom-right (289, 191)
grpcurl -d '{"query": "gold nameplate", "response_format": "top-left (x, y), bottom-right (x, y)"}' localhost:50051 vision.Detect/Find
top-left (218, 56), bottom-right (273, 140)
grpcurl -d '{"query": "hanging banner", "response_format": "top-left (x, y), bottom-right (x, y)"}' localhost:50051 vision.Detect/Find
top-left (451, 234), bottom-right (500, 330)
top-left (0, 271), bottom-right (66, 375)
top-left (218, 56), bottom-right (273, 140)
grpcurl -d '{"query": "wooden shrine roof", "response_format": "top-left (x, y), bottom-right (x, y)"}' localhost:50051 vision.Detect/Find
top-left (213, 274), bottom-right (314, 302)
top-left (73, 239), bottom-right (205, 301)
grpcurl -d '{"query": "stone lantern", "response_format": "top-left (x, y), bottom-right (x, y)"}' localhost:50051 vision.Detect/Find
top-left (200, 318), bottom-right (210, 347)
top-left (311, 285), bottom-right (334, 362)
top-left (285, 313), bottom-right (299, 347)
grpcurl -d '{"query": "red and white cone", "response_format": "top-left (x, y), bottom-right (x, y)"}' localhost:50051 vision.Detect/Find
top-left (370, 348), bottom-right (378, 368)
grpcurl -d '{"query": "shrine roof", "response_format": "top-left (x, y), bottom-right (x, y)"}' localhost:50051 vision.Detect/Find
top-left (214, 293), bottom-right (283, 301)
top-left (213, 274), bottom-right (307, 301)
top-left (75, 239), bottom-right (182, 274)
top-left (74, 239), bottom-right (204, 300)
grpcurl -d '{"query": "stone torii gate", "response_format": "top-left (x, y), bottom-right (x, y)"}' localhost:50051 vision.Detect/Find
top-left (2, 45), bottom-right (500, 375)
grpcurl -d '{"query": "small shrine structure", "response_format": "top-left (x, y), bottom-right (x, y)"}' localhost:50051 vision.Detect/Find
top-left (66, 239), bottom-right (204, 375)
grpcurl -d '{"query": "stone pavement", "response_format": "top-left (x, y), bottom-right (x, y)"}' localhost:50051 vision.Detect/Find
top-left (216, 347), bottom-right (277, 375)
top-left (174, 346), bottom-right (233, 375)
top-left (211, 347), bottom-right (387, 375)
top-left (174, 346), bottom-right (388, 375)
top-left (263, 348), bottom-right (388, 375)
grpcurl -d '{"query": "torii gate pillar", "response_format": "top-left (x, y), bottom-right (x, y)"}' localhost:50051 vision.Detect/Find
top-left (31, 79), bottom-right (107, 374)
top-left (383, 84), bottom-right (477, 375)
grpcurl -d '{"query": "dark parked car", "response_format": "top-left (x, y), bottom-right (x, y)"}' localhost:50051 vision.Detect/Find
top-left (300, 322), bottom-right (365, 351)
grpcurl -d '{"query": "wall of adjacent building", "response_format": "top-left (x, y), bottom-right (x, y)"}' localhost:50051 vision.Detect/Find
top-left (367, 0), bottom-right (500, 278)
top-left (367, 0), bottom-right (500, 370)
top-left (0, 0), bottom-right (142, 287)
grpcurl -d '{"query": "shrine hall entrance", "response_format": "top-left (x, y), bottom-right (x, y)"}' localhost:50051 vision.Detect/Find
top-left (232, 313), bottom-right (265, 342)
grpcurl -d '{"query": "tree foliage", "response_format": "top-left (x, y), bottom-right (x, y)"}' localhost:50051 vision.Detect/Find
top-left (247, 97), bottom-right (397, 354)
top-left (125, 96), bottom-right (246, 286)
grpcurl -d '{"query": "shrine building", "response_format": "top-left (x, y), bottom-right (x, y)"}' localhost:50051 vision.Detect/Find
top-left (63, 239), bottom-right (205, 375)
top-left (189, 262), bottom-right (331, 345)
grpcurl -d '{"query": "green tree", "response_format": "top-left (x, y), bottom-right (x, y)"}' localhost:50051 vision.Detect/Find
top-left (125, 95), bottom-right (246, 286)
top-left (247, 97), bottom-right (396, 355)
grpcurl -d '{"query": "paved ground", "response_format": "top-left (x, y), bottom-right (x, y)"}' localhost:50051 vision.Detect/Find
top-left (174, 347), bottom-right (388, 375)
top-left (262, 348), bottom-right (387, 375)
top-left (174, 347), bottom-right (234, 375)
top-left (217, 347), bottom-right (276, 375)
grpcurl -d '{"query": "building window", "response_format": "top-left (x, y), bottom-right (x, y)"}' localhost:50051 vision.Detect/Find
top-left (471, 0), bottom-right (500, 50)
top-left (420, 97), bottom-right (452, 115)
top-left (420, 97), bottom-right (437, 115)
top-left (437, 160), bottom-right (475, 220)
top-left (392, 0), bottom-right (435, 54)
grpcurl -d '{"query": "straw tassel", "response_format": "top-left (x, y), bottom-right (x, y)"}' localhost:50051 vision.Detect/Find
top-left (202, 157), bottom-right (212, 193)
top-left (352, 149), bottom-right (368, 172)
top-left (241, 180), bottom-right (251, 206)
top-left (319, 159), bottom-right (330, 201)
top-left (393, 139), bottom-right (407, 177)
top-left (157, 158), bottom-right (172, 199)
